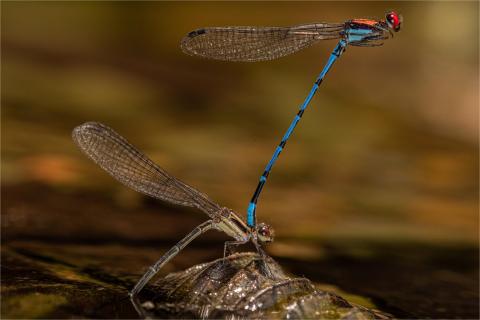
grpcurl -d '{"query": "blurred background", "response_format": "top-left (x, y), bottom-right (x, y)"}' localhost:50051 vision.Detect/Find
top-left (2, 1), bottom-right (478, 319)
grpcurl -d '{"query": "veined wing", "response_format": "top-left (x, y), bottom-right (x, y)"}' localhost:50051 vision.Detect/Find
top-left (180, 23), bottom-right (344, 62)
top-left (72, 122), bottom-right (222, 217)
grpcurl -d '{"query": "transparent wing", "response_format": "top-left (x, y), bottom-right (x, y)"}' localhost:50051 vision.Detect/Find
top-left (72, 122), bottom-right (222, 217)
top-left (180, 23), bottom-right (344, 62)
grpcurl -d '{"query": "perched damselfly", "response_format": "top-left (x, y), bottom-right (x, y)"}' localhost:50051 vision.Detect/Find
top-left (181, 11), bottom-right (402, 229)
top-left (72, 122), bottom-right (275, 309)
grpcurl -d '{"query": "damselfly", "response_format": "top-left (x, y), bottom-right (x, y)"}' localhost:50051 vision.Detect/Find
top-left (72, 122), bottom-right (275, 307)
top-left (181, 11), bottom-right (402, 229)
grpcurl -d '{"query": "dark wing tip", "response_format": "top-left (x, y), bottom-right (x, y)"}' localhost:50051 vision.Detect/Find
top-left (187, 28), bottom-right (207, 38)
top-left (181, 28), bottom-right (208, 56)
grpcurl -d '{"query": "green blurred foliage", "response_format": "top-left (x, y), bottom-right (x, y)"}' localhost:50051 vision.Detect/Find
top-left (2, 1), bottom-right (478, 245)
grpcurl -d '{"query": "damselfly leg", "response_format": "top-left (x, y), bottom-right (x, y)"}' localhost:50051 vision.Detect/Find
top-left (223, 239), bottom-right (249, 259)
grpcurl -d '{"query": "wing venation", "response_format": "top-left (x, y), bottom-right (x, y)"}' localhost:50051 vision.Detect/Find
top-left (181, 23), bottom-right (344, 62)
top-left (72, 122), bottom-right (221, 217)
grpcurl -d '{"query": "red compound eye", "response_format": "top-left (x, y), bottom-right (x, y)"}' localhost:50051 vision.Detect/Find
top-left (256, 223), bottom-right (275, 243)
top-left (386, 11), bottom-right (402, 32)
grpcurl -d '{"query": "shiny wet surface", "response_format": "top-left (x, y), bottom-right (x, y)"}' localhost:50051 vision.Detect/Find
top-left (2, 184), bottom-right (478, 319)
top-left (134, 252), bottom-right (391, 319)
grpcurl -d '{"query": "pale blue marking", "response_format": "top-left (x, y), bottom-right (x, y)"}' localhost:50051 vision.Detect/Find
top-left (346, 29), bottom-right (374, 43)
top-left (265, 146), bottom-right (283, 172)
top-left (247, 202), bottom-right (256, 226)
top-left (281, 115), bottom-right (301, 143)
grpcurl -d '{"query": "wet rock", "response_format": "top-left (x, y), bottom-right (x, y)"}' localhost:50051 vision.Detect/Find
top-left (136, 252), bottom-right (391, 319)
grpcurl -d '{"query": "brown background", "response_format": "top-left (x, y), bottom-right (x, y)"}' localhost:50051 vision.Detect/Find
top-left (2, 2), bottom-right (478, 318)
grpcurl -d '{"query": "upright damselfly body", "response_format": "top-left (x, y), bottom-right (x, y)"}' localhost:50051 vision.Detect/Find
top-left (181, 11), bottom-right (402, 229)
top-left (72, 122), bottom-right (275, 310)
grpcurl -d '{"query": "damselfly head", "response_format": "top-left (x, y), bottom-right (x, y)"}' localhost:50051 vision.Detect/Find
top-left (256, 223), bottom-right (275, 243)
top-left (386, 11), bottom-right (402, 32)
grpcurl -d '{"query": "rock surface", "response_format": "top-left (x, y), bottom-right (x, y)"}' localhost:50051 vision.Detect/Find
top-left (136, 252), bottom-right (391, 319)
top-left (2, 184), bottom-right (478, 318)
